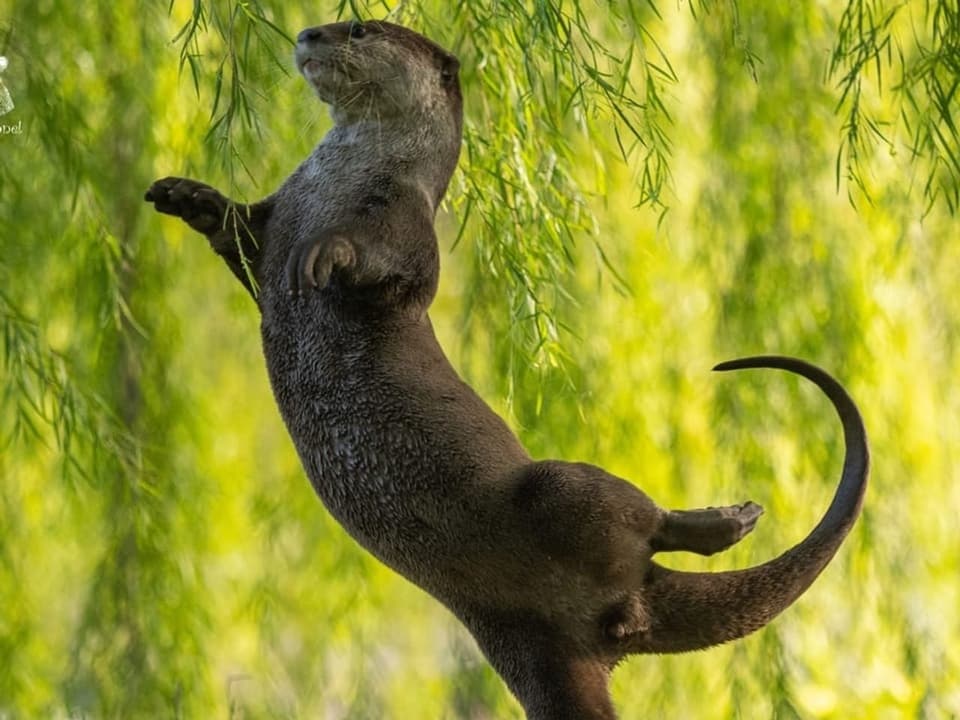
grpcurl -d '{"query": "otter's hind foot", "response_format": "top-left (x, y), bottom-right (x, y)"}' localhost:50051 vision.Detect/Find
top-left (651, 501), bottom-right (763, 556)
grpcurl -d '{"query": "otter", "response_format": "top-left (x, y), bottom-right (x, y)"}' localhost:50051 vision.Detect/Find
top-left (145, 20), bottom-right (869, 719)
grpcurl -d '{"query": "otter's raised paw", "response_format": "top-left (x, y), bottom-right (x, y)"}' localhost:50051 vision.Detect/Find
top-left (285, 235), bottom-right (357, 296)
top-left (145, 177), bottom-right (228, 236)
top-left (652, 501), bottom-right (764, 556)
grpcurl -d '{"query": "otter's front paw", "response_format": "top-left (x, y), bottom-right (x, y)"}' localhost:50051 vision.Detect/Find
top-left (286, 235), bottom-right (357, 295)
top-left (145, 177), bottom-right (228, 236)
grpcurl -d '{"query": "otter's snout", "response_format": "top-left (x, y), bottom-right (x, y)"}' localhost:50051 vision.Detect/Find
top-left (297, 27), bottom-right (327, 45)
top-left (295, 26), bottom-right (333, 79)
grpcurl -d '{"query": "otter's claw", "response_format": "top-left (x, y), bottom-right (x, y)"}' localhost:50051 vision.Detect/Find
top-left (285, 235), bottom-right (357, 296)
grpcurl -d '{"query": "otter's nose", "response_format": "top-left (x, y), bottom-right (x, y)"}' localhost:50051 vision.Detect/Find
top-left (297, 27), bottom-right (325, 45)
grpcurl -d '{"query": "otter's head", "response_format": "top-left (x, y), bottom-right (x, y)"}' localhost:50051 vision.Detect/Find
top-left (295, 20), bottom-right (462, 130)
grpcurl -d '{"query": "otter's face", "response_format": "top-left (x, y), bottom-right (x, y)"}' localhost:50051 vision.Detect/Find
top-left (295, 20), bottom-right (461, 125)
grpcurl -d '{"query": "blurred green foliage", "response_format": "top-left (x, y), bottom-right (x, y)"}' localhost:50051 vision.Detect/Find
top-left (1, 0), bottom-right (959, 718)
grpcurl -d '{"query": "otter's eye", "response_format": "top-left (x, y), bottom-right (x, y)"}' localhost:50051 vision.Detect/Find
top-left (349, 22), bottom-right (366, 39)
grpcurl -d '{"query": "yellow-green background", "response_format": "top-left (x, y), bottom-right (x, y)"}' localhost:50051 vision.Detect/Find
top-left (1, 1), bottom-right (957, 718)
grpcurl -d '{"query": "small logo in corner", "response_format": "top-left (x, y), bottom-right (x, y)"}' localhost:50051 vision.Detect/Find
top-left (0, 56), bottom-right (14, 117)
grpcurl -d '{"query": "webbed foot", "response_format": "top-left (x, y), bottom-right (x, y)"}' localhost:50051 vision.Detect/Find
top-left (652, 501), bottom-right (763, 556)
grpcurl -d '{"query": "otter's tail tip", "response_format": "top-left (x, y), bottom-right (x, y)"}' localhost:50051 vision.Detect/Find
top-left (713, 355), bottom-right (810, 374)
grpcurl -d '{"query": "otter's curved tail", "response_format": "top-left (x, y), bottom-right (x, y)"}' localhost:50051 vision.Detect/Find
top-left (634, 355), bottom-right (869, 654)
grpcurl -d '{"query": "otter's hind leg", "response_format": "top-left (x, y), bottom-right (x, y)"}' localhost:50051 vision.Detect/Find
top-left (651, 502), bottom-right (763, 556)
top-left (462, 610), bottom-right (617, 720)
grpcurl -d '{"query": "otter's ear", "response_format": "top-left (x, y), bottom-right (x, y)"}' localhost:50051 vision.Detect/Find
top-left (439, 53), bottom-right (460, 85)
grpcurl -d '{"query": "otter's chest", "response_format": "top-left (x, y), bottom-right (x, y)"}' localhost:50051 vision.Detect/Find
top-left (269, 142), bottom-right (403, 240)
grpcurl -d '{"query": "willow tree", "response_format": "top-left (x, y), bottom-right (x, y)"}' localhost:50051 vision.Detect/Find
top-left (1, 1), bottom-right (958, 718)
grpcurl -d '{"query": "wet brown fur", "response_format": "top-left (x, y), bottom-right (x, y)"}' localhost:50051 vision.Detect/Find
top-left (145, 21), bottom-right (869, 719)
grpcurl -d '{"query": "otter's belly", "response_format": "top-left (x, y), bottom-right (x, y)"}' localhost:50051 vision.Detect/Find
top-left (259, 309), bottom-right (485, 576)
top-left (257, 300), bottom-right (544, 601)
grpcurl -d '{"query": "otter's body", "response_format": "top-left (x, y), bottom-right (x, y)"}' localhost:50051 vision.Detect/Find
top-left (146, 20), bottom-right (868, 720)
